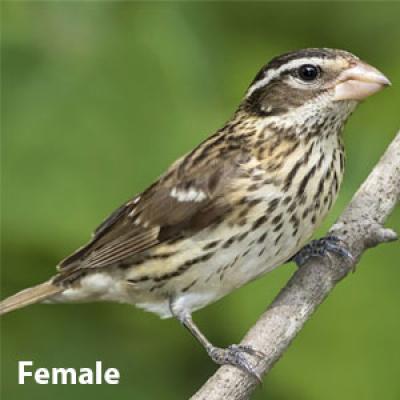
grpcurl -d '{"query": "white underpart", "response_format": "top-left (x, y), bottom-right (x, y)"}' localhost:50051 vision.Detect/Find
top-left (246, 57), bottom-right (345, 98)
top-left (143, 132), bottom-right (345, 318)
top-left (53, 273), bottom-right (127, 303)
top-left (251, 167), bottom-right (265, 176)
top-left (170, 187), bottom-right (207, 202)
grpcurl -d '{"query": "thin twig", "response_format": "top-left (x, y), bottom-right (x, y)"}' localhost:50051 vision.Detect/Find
top-left (191, 130), bottom-right (400, 400)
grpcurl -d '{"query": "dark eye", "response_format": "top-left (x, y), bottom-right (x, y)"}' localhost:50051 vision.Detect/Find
top-left (298, 64), bottom-right (320, 81)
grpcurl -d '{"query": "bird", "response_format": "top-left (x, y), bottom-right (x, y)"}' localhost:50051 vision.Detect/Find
top-left (1, 48), bottom-right (390, 379)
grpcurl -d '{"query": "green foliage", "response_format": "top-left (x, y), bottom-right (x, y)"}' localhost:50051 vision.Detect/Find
top-left (1, 2), bottom-right (399, 399)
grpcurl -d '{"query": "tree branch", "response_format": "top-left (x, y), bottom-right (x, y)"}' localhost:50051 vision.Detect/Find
top-left (191, 130), bottom-right (400, 400)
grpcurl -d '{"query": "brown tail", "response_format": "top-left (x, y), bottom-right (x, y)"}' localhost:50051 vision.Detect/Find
top-left (0, 281), bottom-right (63, 316)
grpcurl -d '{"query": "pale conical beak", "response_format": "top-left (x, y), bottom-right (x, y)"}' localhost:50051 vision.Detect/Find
top-left (333, 62), bottom-right (391, 101)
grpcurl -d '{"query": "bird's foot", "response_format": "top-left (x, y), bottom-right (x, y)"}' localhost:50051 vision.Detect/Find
top-left (292, 235), bottom-right (353, 268)
top-left (207, 344), bottom-right (265, 382)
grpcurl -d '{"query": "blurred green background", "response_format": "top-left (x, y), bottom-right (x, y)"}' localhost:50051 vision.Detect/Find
top-left (1, 2), bottom-right (399, 399)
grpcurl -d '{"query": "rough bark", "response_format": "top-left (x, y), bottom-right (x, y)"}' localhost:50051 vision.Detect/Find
top-left (191, 130), bottom-right (400, 400)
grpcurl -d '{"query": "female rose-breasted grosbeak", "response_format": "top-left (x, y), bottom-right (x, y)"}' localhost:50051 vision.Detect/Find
top-left (1, 48), bottom-right (390, 378)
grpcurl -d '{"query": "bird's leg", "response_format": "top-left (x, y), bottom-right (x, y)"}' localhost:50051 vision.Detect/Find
top-left (291, 235), bottom-right (353, 268)
top-left (170, 303), bottom-right (264, 381)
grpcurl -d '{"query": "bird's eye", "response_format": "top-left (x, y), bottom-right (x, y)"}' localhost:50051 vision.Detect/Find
top-left (298, 64), bottom-right (320, 81)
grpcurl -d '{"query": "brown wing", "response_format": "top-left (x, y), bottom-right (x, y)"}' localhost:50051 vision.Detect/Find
top-left (57, 144), bottom-right (248, 278)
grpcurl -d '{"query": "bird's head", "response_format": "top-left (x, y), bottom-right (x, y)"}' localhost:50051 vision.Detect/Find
top-left (241, 48), bottom-right (390, 136)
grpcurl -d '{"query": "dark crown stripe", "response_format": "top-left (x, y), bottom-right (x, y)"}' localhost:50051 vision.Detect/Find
top-left (250, 48), bottom-right (348, 87)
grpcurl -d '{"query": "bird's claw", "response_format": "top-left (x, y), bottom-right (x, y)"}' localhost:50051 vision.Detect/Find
top-left (292, 235), bottom-right (353, 267)
top-left (207, 343), bottom-right (264, 382)
top-left (228, 344), bottom-right (266, 359)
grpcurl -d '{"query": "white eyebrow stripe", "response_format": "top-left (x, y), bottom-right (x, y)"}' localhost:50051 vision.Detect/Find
top-left (246, 57), bottom-right (331, 98)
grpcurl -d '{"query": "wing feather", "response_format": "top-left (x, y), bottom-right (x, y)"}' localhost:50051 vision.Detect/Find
top-left (56, 142), bottom-right (248, 281)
